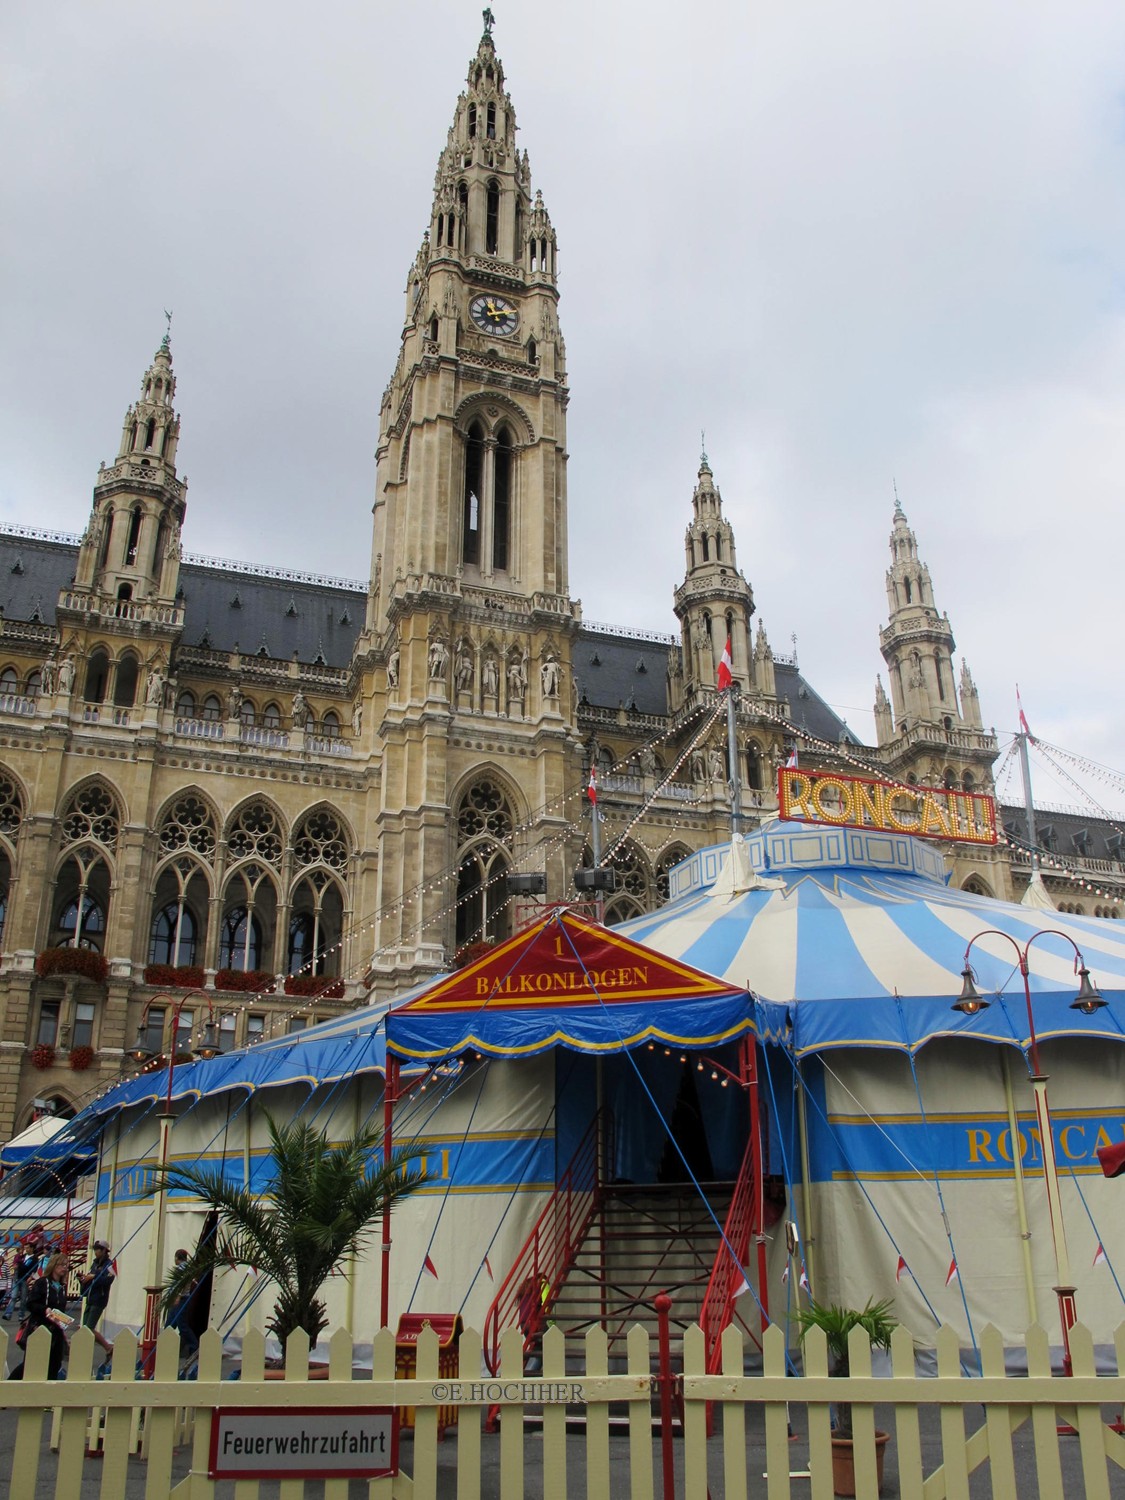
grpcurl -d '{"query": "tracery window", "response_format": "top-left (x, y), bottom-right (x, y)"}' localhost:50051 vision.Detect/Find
top-left (61, 783), bottom-right (120, 853)
top-left (455, 780), bottom-right (514, 950)
top-left (150, 901), bottom-right (198, 966)
top-left (655, 844), bottom-right (691, 905)
top-left (461, 420), bottom-right (516, 574)
top-left (226, 802), bottom-right (283, 868)
top-left (292, 807), bottom-right (349, 872)
top-left (602, 840), bottom-right (652, 926)
top-left (159, 794), bottom-right (217, 858)
top-left (0, 771), bottom-right (24, 840)
top-left (218, 904), bottom-right (263, 971)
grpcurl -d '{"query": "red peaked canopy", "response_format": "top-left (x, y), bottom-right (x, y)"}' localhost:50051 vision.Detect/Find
top-left (386, 908), bottom-right (753, 1061)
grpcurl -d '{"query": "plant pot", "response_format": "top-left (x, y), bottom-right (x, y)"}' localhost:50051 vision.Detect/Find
top-left (830, 1430), bottom-right (890, 1497)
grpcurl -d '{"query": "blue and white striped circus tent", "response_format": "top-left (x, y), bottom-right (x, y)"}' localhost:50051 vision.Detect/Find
top-left (617, 822), bottom-right (1125, 1358)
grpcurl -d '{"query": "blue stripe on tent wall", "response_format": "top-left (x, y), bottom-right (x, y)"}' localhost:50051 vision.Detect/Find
top-left (100, 1133), bottom-right (555, 1205)
top-left (792, 886), bottom-right (890, 1010)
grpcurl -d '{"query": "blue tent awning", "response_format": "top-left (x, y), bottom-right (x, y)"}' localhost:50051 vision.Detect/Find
top-left (619, 824), bottom-right (1125, 1057)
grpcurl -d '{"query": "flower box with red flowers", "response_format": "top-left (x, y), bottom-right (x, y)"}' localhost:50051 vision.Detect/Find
top-left (35, 947), bottom-right (108, 983)
top-left (69, 1045), bottom-right (95, 1071)
top-left (214, 968), bottom-right (275, 994)
top-left (29, 1043), bottom-right (56, 1070)
top-left (143, 964), bottom-right (206, 989)
top-left (283, 975), bottom-right (345, 998)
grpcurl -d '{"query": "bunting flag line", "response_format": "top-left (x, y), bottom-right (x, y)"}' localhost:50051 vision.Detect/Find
top-left (945, 1258), bottom-right (958, 1286)
top-left (799, 1267), bottom-right (810, 1292)
top-left (895, 1255), bottom-right (907, 1284)
top-left (423, 1254), bottom-right (439, 1280)
top-left (731, 1272), bottom-right (750, 1300)
top-left (717, 637), bottom-right (733, 692)
top-left (781, 1263), bottom-right (790, 1284)
top-left (1093, 1243), bottom-right (1107, 1267)
top-left (484, 1255), bottom-right (494, 1281)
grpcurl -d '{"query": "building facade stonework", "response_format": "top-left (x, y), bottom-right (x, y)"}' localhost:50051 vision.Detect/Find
top-left (0, 26), bottom-right (1119, 1140)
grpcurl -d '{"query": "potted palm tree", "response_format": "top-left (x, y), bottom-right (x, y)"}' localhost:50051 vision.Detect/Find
top-left (158, 1112), bottom-right (422, 1358)
top-left (795, 1296), bottom-right (897, 1497)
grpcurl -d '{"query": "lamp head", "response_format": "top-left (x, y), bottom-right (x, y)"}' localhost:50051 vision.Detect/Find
top-left (952, 965), bottom-right (990, 1016)
top-left (1071, 965), bottom-right (1106, 1016)
top-left (129, 1025), bottom-right (155, 1066)
top-left (194, 1020), bottom-right (221, 1060)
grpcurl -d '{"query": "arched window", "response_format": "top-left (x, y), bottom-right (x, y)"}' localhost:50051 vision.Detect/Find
top-left (655, 845), bottom-right (691, 905)
top-left (58, 891), bottom-right (105, 949)
top-left (25, 670), bottom-right (41, 697)
top-left (745, 740), bottom-right (763, 791)
top-left (493, 427), bottom-right (512, 571)
top-left (84, 650), bottom-right (109, 704)
top-left (320, 711), bottom-right (341, 739)
top-left (455, 780), bottom-right (514, 950)
top-left (201, 694), bottom-right (222, 722)
top-left (239, 697), bottom-right (256, 726)
top-left (602, 841), bottom-right (652, 925)
top-left (114, 654), bottom-right (139, 707)
top-left (263, 702), bottom-right (281, 729)
top-left (219, 906), bottom-right (262, 971)
top-left (176, 689), bottom-right (196, 718)
top-left (287, 911), bottom-right (326, 977)
top-left (463, 421), bottom-right (484, 566)
top-left (468, 105), bottom-right (477, 138)
top-left (124, 507), bottom-right (142, 566)
top-left (701, 534), bottom-right (709, 562)
top-left (0, 667), bottom-right (17, 693)
top-left (485, 179), bottom-right (500, 255)
top-left (144, 418), bottom-right (156, 451)
top-left (150, 902), bottom-right (197, 966)
top-left (486, 102), bottom-right (496, 139)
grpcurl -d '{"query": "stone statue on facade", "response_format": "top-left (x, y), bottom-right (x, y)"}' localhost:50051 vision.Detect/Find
top-left (482, 656), bottom-right (498, 697)
top-left (228, 685), bottom-right (243, 720)
top-left (145, 667), bottom-right (165, 708)
top-left (428, 636), bottom-right (448, 680)
top-left (57, 655), bottom-right (75, 696)
top-left (291, 688), bottom-right (308, 728)
top-left (508, 652), bottom-right (527, 696)
top-left (639, 744), bottom-right (656, 779)
top-left (540, 653), bottom-right (559, 698)
top-left (456, 643), bottom-right (474, 692)
top-left (386, 646), bottom-right (400, 688)
top-left (352, 700), bottom-right (362, 735)
top-left (40, 654), bottom-right (58, 697)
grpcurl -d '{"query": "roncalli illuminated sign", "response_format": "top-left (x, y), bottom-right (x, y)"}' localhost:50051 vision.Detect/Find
top-left (777, 768), bottom-right (997, 846)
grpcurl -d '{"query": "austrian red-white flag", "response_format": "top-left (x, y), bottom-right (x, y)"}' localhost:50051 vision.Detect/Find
top-left (781, 1263), bottom-right (790, 1284)
top-left (1093, 1243), bottom-right (1107, 1268)
top-left (945, 1258), bottom-right (959, 1286)
top-left (587, 766), bottom-right (597, 804)
top-left (423, 1254), bottom-right (439, 1280)
top-left (799, 1267), bottom-right (810, 1292)
top-left (895, 1255), bottom-right (907, 1284)
top-left (717, 637), bottom-right (733, 692)
top-left (1016, 685), bottom-right (1034, 742)
top-left (785, 746), bottom-right (799, 770)
top-left (731, 1272), bottom-right (750, 1300)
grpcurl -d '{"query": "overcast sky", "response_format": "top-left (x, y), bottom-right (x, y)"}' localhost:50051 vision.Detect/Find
top-left (2, 1), bottom-right (1124, 813)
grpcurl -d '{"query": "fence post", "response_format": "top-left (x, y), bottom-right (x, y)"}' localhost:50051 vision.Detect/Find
top-left (655, 1292), bottom-right (677, 1500)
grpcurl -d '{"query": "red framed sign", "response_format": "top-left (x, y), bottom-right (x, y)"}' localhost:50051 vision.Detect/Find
top-left (777, 767), bottom-right (997, 846)
top-left (208, 1406), bottom-right (398, 1481)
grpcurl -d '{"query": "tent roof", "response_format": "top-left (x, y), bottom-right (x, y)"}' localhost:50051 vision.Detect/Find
top-left (70, 983), bottom-right (435, 1129)
top-left (619, 824), bottom-right (1125, 1057)
top-left (386, 908), bottom-right (752, 1061)
top-left (0, 1114), bottom-right (97, 1169)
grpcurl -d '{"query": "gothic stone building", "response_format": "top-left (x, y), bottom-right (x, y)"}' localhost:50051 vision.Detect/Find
top-left (0, 26), bottom-right (1115, 1142)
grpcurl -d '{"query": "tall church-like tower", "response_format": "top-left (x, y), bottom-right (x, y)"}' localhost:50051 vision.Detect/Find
top-left (356, 19), bottom-right (580, 977)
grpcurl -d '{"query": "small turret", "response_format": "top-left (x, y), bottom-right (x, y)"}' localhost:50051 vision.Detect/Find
top-left (75, 326), bottom-right (186, 605)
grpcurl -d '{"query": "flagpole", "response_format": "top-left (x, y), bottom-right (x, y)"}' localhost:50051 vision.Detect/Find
top-left (1016, 690), bottom-right (1040, 875)
top-left (589, 765), bottom-right (604, 923)
top-left (726, 684), bottom-right (742, 840)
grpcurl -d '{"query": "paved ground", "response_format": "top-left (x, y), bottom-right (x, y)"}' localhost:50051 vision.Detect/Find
top-left (2, 1398), bottom-right (1123, 1497)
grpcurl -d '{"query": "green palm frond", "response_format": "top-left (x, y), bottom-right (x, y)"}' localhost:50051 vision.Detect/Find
top-left (157, 1110), bottom-right (423, 1352)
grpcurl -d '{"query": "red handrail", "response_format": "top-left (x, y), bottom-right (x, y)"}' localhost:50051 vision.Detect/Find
top-left (482, 1108), bottom-right (609, 1374)
top-left (697, 1133), bottom-right (756, 1373)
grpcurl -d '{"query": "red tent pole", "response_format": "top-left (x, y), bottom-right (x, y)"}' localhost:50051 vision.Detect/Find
top-left (380, 1056), bottom-right (399, 1330)
top-left (743, 1036), bottom-right (769, 1331)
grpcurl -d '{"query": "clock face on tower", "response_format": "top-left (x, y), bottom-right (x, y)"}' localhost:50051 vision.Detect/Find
top-left (469, 293), bottom-right (519, 337)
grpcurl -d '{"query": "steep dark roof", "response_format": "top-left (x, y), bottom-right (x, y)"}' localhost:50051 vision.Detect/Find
top-left (573, 628), bottom-right (670, 714)
top-left (0, 530), bottom-right (365, 670)
top-left (1000, 804), bottom-right (1125, 863)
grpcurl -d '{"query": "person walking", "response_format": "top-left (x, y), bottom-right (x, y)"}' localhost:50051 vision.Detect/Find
top-left (76, 1239), bottom-right (115, 1358)
top-left (3, 1228), bottom-right (45, 1322)
top-left (10, 1252), bottom-right (71, 1380)
top-left (166, 1248), bottom-right (200, 1363)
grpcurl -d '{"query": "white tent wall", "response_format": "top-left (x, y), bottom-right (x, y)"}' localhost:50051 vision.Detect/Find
top-left (806, 1037), bottom-right (1125, 1356)
top-left (90, 1055), bottom-right (557, 1357)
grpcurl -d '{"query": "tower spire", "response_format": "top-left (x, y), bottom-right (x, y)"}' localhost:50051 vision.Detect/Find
top-left (72, 332), bottom-right (187, 603)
